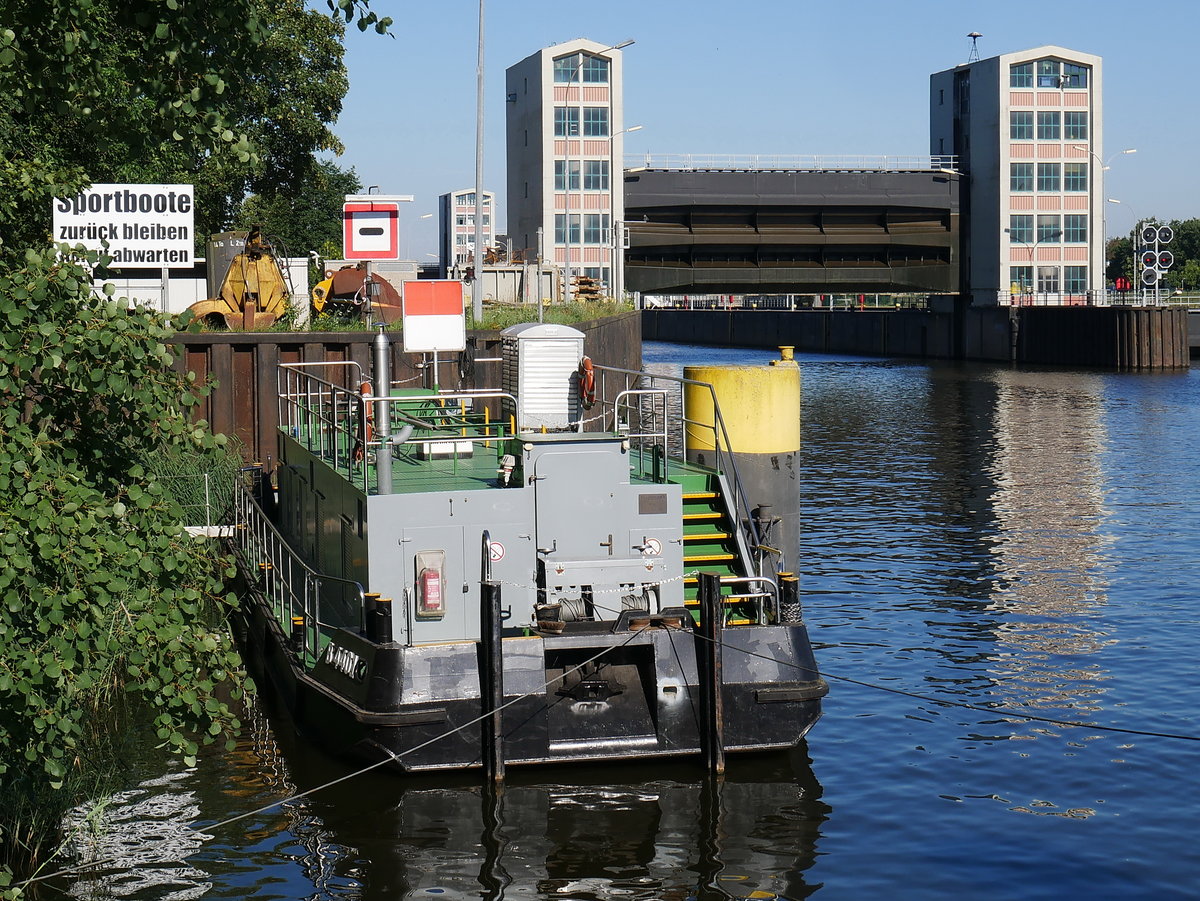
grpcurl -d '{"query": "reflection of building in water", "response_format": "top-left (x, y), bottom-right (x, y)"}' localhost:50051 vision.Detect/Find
top-left (985, 369), bottom-right (1115, 710)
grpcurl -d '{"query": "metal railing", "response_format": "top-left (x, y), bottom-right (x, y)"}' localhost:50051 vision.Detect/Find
top-left (625, 153), bottom-right (959, 173)
top-left (594, 364), bottom-right (768, 575)
top-left (642, 294), bottom-right (932, 311)
top-left (230, 477), bottom-right (366, 666)
top-left (278, 361), bottom-right (516, 495)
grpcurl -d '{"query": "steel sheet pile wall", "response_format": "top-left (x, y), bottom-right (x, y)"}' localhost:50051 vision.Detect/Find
top-left (645, 307), bottom-right (1189, 371)
top-left (172, 312), bottom-right (641, 464)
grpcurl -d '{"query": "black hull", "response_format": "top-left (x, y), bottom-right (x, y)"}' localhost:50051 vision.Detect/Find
top-left (236, 582), bottom-right (827, 774)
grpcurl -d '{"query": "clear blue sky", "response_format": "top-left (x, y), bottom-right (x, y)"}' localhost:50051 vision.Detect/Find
top-left (332, 0), bottom-right (1196, 258)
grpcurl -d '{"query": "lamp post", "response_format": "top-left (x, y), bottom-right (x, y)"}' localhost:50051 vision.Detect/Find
top-left (1068, 145), bottom-right (1135, 303)
top-left (1005, 227), bottom-right (1062, 304)
top-left (564, 38), bottom-right (633, 304)
top-left (609, 124), bottom-right (643, 303)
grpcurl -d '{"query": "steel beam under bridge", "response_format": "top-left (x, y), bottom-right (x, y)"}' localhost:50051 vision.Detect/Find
top-left (622, 167), bottom-right (960, 296)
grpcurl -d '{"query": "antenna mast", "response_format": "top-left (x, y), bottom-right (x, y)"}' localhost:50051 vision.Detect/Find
top-left (967, 32), bottom-right (982, 64)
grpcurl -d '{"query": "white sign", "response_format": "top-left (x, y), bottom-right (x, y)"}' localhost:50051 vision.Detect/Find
top-left (488, 541), bottom-right (505, 562)
top-left (53, 184), bottom-right (195, 266)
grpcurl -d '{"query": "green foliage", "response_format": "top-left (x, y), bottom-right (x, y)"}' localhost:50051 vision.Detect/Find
top-left (0, 247), bottom-right (247, 879)
top-left (233, 160), bottom-right (362, 260)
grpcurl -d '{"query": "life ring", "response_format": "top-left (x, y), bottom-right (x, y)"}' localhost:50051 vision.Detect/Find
top-left (578, 356), bottom-right (596, 409)
top-left (354, 380), bottom-right (374, 462)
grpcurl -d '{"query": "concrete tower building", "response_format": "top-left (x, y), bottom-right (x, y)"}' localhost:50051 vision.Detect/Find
top-left (931, 46), bottom-right (1104, 306)
top-left (506, 39), bottom-right (629, 300)
top-left (438, 189), bottom-right (495, 278)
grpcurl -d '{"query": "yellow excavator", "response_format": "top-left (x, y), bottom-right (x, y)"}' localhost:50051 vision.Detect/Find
top-left (185, 226), bottom-right (290, 329)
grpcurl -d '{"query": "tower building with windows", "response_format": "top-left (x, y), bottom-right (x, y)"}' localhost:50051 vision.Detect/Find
top-left (506, 39), bottom-right (629, 299)
top-left (931, 46), bottom-right (1104, 305)
top-left (438, 189), bottom-right (494, 278)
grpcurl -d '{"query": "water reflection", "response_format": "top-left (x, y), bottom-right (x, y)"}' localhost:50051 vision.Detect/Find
top-left (272, 732), bottom-right (830, 901)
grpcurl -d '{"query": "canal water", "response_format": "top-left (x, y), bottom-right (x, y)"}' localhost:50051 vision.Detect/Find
top-left (57, 343), bottom-right (1200, 900)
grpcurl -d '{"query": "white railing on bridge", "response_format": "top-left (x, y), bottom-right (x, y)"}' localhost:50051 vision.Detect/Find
top-left (624, 154), bottom-right (959, 173)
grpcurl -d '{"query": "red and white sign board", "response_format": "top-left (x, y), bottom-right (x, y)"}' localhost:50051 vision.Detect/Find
top-left (402, 281), bottom-right (466, 353)
top-left (343, 202), bottom-right (399, 260)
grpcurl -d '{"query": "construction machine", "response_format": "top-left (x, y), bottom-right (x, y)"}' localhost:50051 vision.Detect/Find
top-left (310, 265), bottom-right (404, 323)
top-left (185, 226), bottom-right (290, 329)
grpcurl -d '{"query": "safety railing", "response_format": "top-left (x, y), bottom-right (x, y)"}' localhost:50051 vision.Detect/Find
top-left (626, 153), bottom-right (959, 173)
top-left (279, 361), bottom-right (518, 495)
top-left (230, 476), bottom-right (366, 667)
top-left (595, 364), bottom-right (769, 576)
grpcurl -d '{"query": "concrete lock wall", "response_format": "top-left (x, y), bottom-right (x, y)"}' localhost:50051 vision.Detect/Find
top-left (644, 306), bottom-right (1190, 371)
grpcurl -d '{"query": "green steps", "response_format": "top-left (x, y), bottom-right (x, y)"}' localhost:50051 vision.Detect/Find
top-left (676, 477), bottom-right (759, 623)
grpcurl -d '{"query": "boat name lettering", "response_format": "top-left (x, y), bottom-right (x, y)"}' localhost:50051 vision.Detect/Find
top-left (324, 644), bottom-right (367, 682)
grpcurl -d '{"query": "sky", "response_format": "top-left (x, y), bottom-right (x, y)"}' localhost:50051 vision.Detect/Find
top-left (331, 0), bottom-right (1198, 258)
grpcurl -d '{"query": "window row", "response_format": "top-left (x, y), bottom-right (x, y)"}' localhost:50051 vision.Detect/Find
top-left (554, 106), bottom-right (610, 137)
top-left (454, 193), bottom-right (491, 207)
top-left (554, 159), bottom-right (611, 191)
top-left (553, 53), bottom-right (610, 84)
top-left (1010, 162), bottom-right (1088, 192)
top-left (555, 213), bottom-right (611, 245)
top-left (454, 214), bottom-right (491, 227)
top-left (1010, 110), bottom-right (1088, 141)
top-left (1010, 60), bottom-right (1089, 89)
top-left (1008, 214), bottom-right (1088, 244)
top-left (1010, 265), bottom-right (1088, 293)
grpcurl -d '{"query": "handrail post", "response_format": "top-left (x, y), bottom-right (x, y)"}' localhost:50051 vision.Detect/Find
top-left (479, 530), bottom-right (505, 782)
top-left (697, 572), bottom-right (726, 774)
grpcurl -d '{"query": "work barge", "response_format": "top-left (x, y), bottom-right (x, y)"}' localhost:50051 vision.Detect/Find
top-left (230, 323), bottom-right (826, 773)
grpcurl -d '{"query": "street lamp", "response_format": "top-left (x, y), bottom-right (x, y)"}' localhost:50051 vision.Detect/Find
top-left (564, 38), bottom-right (634, 304)
top-left (1004, 226), bottom-right (1062, 304)
top-left (609, 124), bottom-right (643, 303)
top-left (1068, 145), bottom-right (1135, 303)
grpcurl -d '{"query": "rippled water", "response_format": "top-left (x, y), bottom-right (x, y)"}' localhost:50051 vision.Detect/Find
top-left (57, 344), bottom-right (1200, 899)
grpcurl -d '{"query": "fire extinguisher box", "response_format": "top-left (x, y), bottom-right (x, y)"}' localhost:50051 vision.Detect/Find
top-left (414, 550), bottom-right (447, 620)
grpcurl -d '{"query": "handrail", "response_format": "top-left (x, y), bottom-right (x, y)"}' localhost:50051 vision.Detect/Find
top-left (230, 477), bottom-right (367, 664)
top-left (718, 575), bottom-right (779, 625)
top-left (594, 363), bottom-right (771, 575)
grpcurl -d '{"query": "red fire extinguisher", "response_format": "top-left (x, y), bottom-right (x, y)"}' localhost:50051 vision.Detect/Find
top-left (418, 567), bottom-right (444, 616)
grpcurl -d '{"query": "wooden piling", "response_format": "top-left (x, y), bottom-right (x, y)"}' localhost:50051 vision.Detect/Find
top-left (697, 572), bottom-right (726, 775)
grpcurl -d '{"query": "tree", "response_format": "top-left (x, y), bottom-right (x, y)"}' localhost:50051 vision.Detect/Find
top-left (232, 159), bottom-right (363, 259)
top-left (0, 0), bottom-right (390, 888)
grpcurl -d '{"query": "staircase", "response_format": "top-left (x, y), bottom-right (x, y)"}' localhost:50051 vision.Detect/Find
top-left (676, 468), bottom-right (766, 625)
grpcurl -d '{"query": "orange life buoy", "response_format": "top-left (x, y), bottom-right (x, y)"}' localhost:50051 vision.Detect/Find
top-left (578, 356), bottom-right (596, 409)
top-left (354, 380), bottom-right (374, 462)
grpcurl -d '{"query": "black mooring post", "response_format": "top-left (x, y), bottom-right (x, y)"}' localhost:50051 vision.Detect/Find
top-left (480, 578), bottom-right (505, 783)
top-left (697, 571), bottom-right (726, 775)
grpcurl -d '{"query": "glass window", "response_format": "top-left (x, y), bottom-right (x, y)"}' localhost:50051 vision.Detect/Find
top-left (554, 160), bottom-right (581, 191)
top-left (1010, 111), bottom-right (1033, 140)
top-left (1064, 214), bottom-right (1088, 243)
top-left (1037, 266), bottom-right (1060, 293)
top-left (1037, 59), bottom-right (1061, 87)
top-left (1064, 162), bottom-right (1088, 191)
top-left (1064, 111), bottom-right (1088, 140)
top-left (582, 106), bottom-right (609, 137)
top-left (1037, 214), bottom-right (1061, 243)
top-left (1064, 265), bottom-right (1088, 292)
top-left (582, 55), bottom-right (609, 83)
top-left (583, 213), bottom-right (610, 244)
top-left (554, 54), bottom-right (580, 83)
top-left (584, 160), bottom-right (610, 190)
top-left (1010, 62), bottom-right (1033, 88)
top-left (1037, 111), bottom-right (1060, 140)
top-left (554, 107), bottom-right (580, 137)
top-left (1010, 163), bottom-right (1034, 192)
top-left (1009, 215), bottom-right (1033, 245)
top-left (554, 213), bottom-right (580, 244)
top-left (1037, 163), bottom-right (1061, 192)
top-left (1063, 63), bottom-right (1088, 88)
top-left (1010, 265), bottom-right (1033, 292)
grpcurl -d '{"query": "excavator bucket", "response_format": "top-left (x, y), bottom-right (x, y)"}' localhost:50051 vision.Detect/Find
top-left (185, 227), bottom-right (289, 330)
